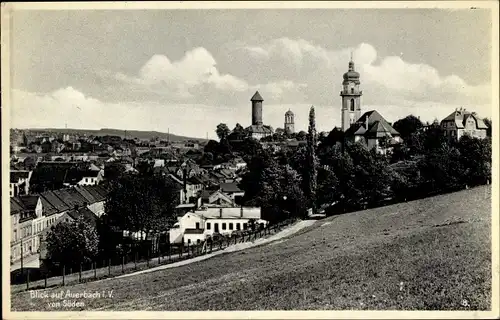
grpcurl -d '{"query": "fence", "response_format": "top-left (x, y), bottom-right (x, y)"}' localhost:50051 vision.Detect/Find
top-left (11, 218), bottom-right (297, 293)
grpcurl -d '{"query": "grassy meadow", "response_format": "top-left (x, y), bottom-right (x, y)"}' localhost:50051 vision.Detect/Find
top-left (11, 186), bottom-right (492, 311)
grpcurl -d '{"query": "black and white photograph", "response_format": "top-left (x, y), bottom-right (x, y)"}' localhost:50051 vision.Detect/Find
top-left (2, 1), bottom-right (498, 319)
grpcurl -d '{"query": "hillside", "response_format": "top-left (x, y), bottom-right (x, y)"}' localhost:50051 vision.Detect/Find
top-left (13, 128), bottom-right (206, 142)
top-left (11, 186), bottom-right (492, 311)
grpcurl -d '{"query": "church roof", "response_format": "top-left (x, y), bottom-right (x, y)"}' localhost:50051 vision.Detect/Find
top-left (246, 124), bottom-right (273, 134)
top-left (366, 120), bottom-right (395, 138)
top-left (285, 109), bottom-right (294, 116)
top-left (250, 91), bottom-right (264, 101)
top-left (346, 110), bottom-right (400, 138)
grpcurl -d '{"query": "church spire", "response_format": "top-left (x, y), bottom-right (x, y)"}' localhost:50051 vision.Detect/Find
top-left (348, 51), bottom-right (355, 72)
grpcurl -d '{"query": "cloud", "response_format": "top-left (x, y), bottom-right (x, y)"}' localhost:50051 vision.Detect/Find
top-left (11, 85), bottom-right (491, 141)
top-left (10, 40), bottom-right (493, 137)
top-left (231, 38), bottom-right (491, 108)
top-left (111, 46), bottom-right (307, 104)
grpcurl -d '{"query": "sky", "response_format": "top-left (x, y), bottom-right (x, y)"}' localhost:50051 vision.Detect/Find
top-left (7, 7), bottom-right (494, 139)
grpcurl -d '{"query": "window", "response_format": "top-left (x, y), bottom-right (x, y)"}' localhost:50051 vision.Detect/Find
top-left (350, 99), bottom-right (355, 111)
top-left (222, 223), bottom-right (227, 230)
top-left (236, 223), bottom-right (241, 231)
top-left (188, 239), bottom-right (191, 244)
top-left (243, 223), bottom-right (248, 230)
top-left (229, 223), bottom-right (233, 230)
top-left (206, 222), bottom-right (211, 230)
top-left (195, 222), bottom-right (200, 229)
top-left (351, 88), bottom-right (354, 94)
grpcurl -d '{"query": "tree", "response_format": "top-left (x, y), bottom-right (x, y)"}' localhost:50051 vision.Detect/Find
top-left (46, 216), bottom-right (99, 268)
top-left (319, 127), bottom-right (344, 149)
top-left (484, 118), bottom-right (492, 137)
top-left (105, 173), bottom-right (179, 241)
top-left (296, 131), bottom-right (307, 141)
top-left (238, 151), bottom-right (305, 223)
top-left (393, 115), bottom-right (423, 140)
top-left (275, 128), bottom-right (285, 135)
top-left (306, 106), bottom-right (319, 215)
top-left (456, 135), bottom-right (492, 186)
top-left (216, 123), bottom-right (231, 142)
top-left (227, 123), bottom-right (248, 141)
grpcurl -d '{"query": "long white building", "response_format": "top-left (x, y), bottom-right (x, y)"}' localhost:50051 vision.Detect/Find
top-left (169, 207), bottom-right (267, 245)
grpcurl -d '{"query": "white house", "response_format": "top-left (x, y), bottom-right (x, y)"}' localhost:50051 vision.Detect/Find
top-left (76, 170), bottom-right (104, 186)
top-left (10, 170), bottom-right (32, 197)
top-left (169, 207), bottom-right (267, 245)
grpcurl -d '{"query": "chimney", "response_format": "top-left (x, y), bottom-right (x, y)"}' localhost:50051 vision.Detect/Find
top-left (240, 206), bottom-right (244, 218)
top-left (219, 208), bottom-right (223, 218)
top-left (365, 116), bottom-right (369, 129)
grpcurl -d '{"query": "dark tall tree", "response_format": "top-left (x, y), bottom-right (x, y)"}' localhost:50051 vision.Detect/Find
top-left (306, 106), bottom-right (318, 215)
top-left (46, 216), bottom-right (99, 268)
top-left (393, 115), bottom-right (423, 140)
top-left (216, 123), bottom-right (231, 142)
top-left (484, 118), bottom-right (492, 137)
top-left (105, 173), bottom-right (179, 241)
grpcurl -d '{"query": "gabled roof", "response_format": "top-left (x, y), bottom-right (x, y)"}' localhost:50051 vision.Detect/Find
top-left (84, 185), bottom-right (107, 202)
top-left (74, 185), bottom-right (99, 203)
top-left (52, 189), bottom-right (86, 209)
top-left (196, 207), bottom-right (261, 220)
top-left (250, 91), bottom-right (264, 101)
top-left (220, 182), bottom-right (243, 193)
top-left (15, 195), bottom-right (40, 211)
top-left (66, 207), bottom-right (98, 226)
top-left (441, 109), bottom-right (488, 130)
top-left (39, 195), bottom-right (58, 216)
top-left (346, 110), bottom-right (400, 137)
top-left (40, 190), bottom-right (71, 213)
top-left (10, 198), bottom-right (25, 215)
top-left (366, 120), bottom-right (395, 138)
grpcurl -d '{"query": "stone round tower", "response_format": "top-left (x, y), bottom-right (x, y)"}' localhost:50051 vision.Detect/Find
top-left (284, 109), bottom-right (295, 134)
top-left (251, 91), bottom-right (264, 125)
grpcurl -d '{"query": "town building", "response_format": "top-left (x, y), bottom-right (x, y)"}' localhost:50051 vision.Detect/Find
top-left (169, 207), bottom-right (267, 245)
top-left (339, 58), bottom-right (402, 153)
top-left (10, 170), bottom-right (32, 197)
top-left (440, 108), bottom-right (488, 141)
top-left (246, 91), bottom-right (274, 140)
top-left (10, 185), bottom-right (108, 271)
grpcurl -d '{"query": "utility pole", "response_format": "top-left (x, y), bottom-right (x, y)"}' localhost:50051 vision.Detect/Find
top-left (20, 238), bottom-right (24, 276)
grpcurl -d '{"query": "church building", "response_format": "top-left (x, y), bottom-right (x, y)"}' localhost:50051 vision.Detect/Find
top-left (340, 57), bottom-right (402, 153)
top-left (246, 91), bottom-right (274, 140)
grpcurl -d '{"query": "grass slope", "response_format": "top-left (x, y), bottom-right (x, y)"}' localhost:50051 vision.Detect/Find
top-left (11, 186), bottom-right (492, 311)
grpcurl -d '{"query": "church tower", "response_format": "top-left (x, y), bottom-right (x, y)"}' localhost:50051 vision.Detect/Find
top-left (284, 109), bottom-right (295, 134)
top-left (340, 56), bottom-right (362, 132)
